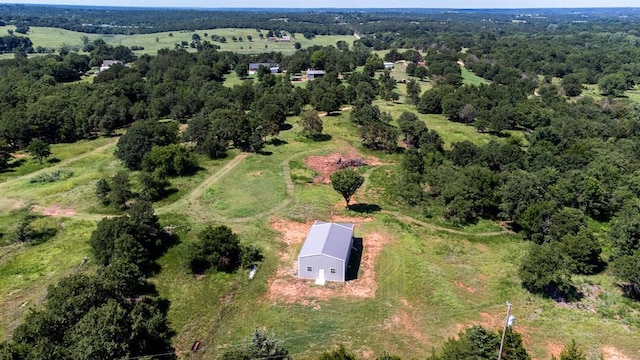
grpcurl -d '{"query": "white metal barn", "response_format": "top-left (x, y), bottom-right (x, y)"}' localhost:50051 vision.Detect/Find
top-left (297, 221), bottom-right (355, 284)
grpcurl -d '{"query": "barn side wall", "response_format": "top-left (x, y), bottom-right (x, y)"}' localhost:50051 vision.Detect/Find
top-left (298, 254), bottom-right (345, 282)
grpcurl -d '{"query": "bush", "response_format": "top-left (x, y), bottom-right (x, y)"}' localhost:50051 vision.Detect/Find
top-left (29, 169), bottom-right (74, 184)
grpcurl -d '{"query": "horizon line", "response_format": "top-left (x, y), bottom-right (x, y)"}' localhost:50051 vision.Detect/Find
top-left (1, 3), bottom-right (640, 10)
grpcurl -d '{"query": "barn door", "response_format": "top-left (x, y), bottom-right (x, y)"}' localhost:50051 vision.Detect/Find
top-left (315, 268), bottom-right (326, 285)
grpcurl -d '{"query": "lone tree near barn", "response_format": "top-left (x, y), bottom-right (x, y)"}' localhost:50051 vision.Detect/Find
top-left (330, 168), bottom-right (364, 209)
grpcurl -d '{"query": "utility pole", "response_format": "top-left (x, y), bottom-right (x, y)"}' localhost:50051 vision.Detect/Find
top-left (497, 301), bottom-right (512, 360)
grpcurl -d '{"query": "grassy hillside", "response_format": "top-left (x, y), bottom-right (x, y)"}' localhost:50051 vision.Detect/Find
top-left (0, 25), bottom-right (354, 57)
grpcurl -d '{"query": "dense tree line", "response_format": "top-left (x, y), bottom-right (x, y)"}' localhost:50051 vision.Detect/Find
top-left (0, 201), bottom-right (177, 359)
top-left (393, 78), bottom-right (640, 300)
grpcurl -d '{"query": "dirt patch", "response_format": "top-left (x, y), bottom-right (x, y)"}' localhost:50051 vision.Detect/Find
top-left (455, 311), bottom-right (504, 334)
top-left (384, 309), bottom-right (431, 346)
top-left (265, 218), bottom-right (392, 305)
top-left (601, 346), bottom-right (633, 360)
top-left (328, 214), bottom-right (374, 223)
top-left (304, 148), bottom-right (384, 184)
top-left (545, 341), bottom-right (564, 359)
top-left (247, 171), bottom-right (264, 177)
top-left (36, 204), bottom-right (76, 217)
top-left (454, 280), bottom-right (476, 293)
top-left (305, 153), bottom-right (366, 183)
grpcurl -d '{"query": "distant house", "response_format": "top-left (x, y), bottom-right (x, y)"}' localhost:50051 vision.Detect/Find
top-left (281, 35), bottom-right (291, 42)
top-left (249, 62), bottom-right (280, 74)
top-left (291, 73), bottom-right (303, 81)
top-left (306, 69), bottom-right (326, 80)
top-left (298, 221), bottom-right (355, 284)
top-left (100, 60), bottom-right (121, 72)
top-left (383, 62), bottom-right (394, 69)
top-left (416, 61), bottom-right (426, 67)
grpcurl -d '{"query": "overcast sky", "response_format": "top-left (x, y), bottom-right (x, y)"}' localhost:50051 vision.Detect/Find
top-left (2, 0), bottom-right (639, 8)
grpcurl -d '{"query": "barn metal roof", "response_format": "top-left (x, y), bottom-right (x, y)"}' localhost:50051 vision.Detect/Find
top-left (298, 221), bottom-right (354, 261)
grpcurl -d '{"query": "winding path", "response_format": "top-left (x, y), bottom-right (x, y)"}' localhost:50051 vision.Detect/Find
top-left (0, 137), bottom-right (120, 190)
top-left (0, 129), bottom-right (511, 238)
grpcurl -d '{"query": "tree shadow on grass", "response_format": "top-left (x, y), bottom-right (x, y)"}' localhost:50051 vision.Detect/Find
top-left (346, 237), bottom-right (363, 281)
top-left (546, 286), bottom-right (583, 303)
top-left (27, 227), bottom-right (58, 246)
top-left (349, 203), bottom-right (381, 214)
top-left (267, 138), bottom-right (288, 146)
top-left (619, 283), bottom-right (640, 300)
top-left (279, 124), bottom-right (293, 131)
top-left (47, 157), bottom-right (60, 164)
top-left (310, 134), bottom-right (332, 142)
top-left (5, 158), bottom-right (25, 170)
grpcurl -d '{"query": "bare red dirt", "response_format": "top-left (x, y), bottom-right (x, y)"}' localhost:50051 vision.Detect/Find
top-left (265, 218), bottom-right (391, 307)
top-left (36, 204), bottom-right (76, 217)
top-left (601, 346), bottom-right (634, 360)
top-left (304, 148), bottom-right (384, 183)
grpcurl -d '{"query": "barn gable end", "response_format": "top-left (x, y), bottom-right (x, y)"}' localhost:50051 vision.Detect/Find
top-left (298, 222), bottom-right (355, 283)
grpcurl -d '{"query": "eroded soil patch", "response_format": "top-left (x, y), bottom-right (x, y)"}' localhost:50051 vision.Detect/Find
top-left (304, 148), bottom-right (384, 183)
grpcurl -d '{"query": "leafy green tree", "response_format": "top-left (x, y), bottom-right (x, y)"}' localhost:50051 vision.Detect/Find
top-left (142, 144), bottom-right (197, 177)
top-left (115, 120), bottom-right (179, 170)
top-left (598, 73), bottom-right (628, 96)
top-left (561, 74), bottom-right (583, 97)
top-left (552, 340), bottom-right (587, 360)
top-left (138, 171), bottom-right (170, 201)
top-left (11, 203), bottom-right (37, 244)
top-left (259, 103), bottom-right (287, 137)
top-left (397, 111), bottom-right (426, 148)
top-left (360, 119), bottom-right (399, 153)
top-left (108, 171), bottom-right (132, 210)
top-left (318, 345), bottom-right (357, 360)
top-left (26, 138), bottom-right (51, 164)
top-left (95, 178), bottom-right (111, 205)
top-left (519, 242), bottom-right (576, 299)
top-left (186, 225), bottom-right (243, 274)
top-left (219, 329), bottom-right (289, 360)
top-left (299, 109), bottom-right (323, 139)
top-left (416, 85), bottom-right (454, 114)
top-left (427, 325), bottom-right (529, 360)
top-left (235, 63), bottom-right (249, 79)
top-left (0, 139), bottom-right (12, 171)
top-left (330, 168), bottom-right (364, 209)
top-left (100, 259), bottom-right (150, 298)
top-left (67, 300), bottom-right (131, 360)
top-left (405, 78), bottom-right (421, 104)
top-left (612, 251), bottom-right (640, 298)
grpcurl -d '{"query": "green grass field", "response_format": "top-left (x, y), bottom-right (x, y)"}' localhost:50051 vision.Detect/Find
top-left (461, 66), bottom-right (490, 86)
top-left (0, 25), bottom-right (354, 57)
top-left (1, 65), bottom-right (640, 360)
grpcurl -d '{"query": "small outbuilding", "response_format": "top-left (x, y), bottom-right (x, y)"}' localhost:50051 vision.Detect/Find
top-left (249, 62), bottom-right (280, 74)
top-left (298, 221), bottom-right (355, 284)
top-left (306, 69), bottom-right (326, 80)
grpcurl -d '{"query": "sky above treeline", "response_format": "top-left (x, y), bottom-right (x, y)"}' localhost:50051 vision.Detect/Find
top-left (2, 0), bottom-right (639, 8)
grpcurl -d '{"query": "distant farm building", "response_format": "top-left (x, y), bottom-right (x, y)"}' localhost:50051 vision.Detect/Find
top-left (100, 60), bottom-right (122, 72)
top-left (306, 69), bottom-right (326, 80)
top-left (383, 62), bottom-right (394, 69)
top-left (291, 73), bottom-right (303, 81)
top-left (249, 63), bottom-right (280, 74)
top-left (298, 221), bottom-right (355, 284)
